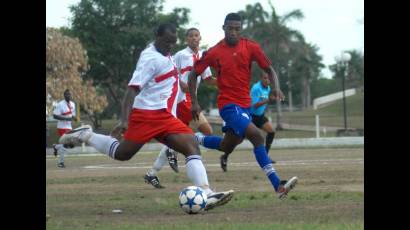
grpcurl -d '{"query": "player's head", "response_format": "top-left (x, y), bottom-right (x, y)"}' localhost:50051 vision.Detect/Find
top-left (185, 28), bottom-right (201, 50)
top-left (223, 13), bottom-right (242, 46)
top-left (154, 23), bottom-right (177, 55)
top-left (260, 72), bottom-right (270, 87)
top-left (64, 89), bottom-right (71, 102)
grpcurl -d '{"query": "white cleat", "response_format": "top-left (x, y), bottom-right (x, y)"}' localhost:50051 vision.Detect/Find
top-left (205, 190), bottom-right (234, 211)
top-left (277, 176), bottom-right (298, 199)
top-left (59, 125), bottom-right (93, 146)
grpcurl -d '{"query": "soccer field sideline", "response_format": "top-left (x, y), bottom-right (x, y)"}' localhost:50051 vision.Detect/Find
top-left (46, 136), bottom-right (364, 156)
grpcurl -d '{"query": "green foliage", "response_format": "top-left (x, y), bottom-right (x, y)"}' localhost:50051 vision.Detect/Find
top-left (68, 0), bottom-right (190, 117)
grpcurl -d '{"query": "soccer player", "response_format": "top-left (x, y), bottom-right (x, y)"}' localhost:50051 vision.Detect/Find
top-left (60, 23), bottom-right (233, 210)
top-left (188, 13), bottom-right (297, 199)
top-left (250, 72), bottom-right (277, 163)
top-left (144, 27), bottom-right (216, 189)
top-left (52, 89), bottom-right (77, 168)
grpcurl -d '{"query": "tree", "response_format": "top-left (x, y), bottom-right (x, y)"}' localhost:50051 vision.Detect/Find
top-left (46, 28), bottom-right (108, 127)
top-left (68, 0), bottom-right (190, 118)
top-left (329, 50), bottom-right (364, 89)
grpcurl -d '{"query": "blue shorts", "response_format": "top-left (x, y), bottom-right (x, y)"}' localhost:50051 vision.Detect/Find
top-left (220, 104), bottom-right (252, 138)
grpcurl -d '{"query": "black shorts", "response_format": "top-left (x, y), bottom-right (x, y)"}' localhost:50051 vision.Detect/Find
top-left (251, 114), bottom-right (269, 128)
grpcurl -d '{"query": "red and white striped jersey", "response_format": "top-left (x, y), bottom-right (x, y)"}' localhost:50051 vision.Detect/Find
top-left (128, 43), bottom-right (180, 116)
top-left (53, 100), bottom-right (76, 129)
top-left (174, 47), bottom-right (212, 102)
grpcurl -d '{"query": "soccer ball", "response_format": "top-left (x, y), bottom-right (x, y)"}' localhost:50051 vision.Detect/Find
top-left (179, 186), bottom-right (207, 214)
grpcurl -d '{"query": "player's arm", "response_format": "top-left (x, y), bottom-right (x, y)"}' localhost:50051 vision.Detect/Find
top-left (253, 99), bottom-right (270, 108)
top-left (263, 66), bottom-right (284, 101)
top-left (251, 87), bottom-right (269, 109)
top-left (111, 86), bottom-right (140, 139)
top-left (53, 114), bottom-right (74, 121)
top-left (203, 76), bottom-right (217, 86)
top-left (179, 80), bottom-right (189, 93)
top-left (120, 87), bottom-right (140, 123)
top-left (188, 70), bottom-right (201, 120)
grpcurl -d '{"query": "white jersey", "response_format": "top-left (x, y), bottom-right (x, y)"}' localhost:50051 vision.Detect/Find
top-left (128, 43), bottom-right (180, 116)
top-left (174, 47), bottom-right (212, 102)
top-left (53, 100), bottom-right (76, 129)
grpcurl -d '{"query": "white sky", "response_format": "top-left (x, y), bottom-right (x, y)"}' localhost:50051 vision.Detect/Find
top-left (46, 0), bottom-right (364, 78)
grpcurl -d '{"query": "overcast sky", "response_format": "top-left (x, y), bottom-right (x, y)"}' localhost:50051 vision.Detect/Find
top-left (46, 0), bottom-right (364, 78)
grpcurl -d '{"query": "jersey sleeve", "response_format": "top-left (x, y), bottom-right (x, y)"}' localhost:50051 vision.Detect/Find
top-left (250, 85), bottom-right (261, 107)
top-left (249, 42), bottom-right (271, 69)
top-left (128, 53), bottom-right (157, 89)
top-left (200, 66), bottom-right (212, 80)
top-left (53, 103), bottom-right (61, 116)
top-left (71, 102), bottom-right (76, 117)
top-left (194, 50), bottom-right (213, 76)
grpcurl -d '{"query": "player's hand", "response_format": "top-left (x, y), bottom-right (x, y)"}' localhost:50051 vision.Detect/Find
top-left (271, 89), bottom-right (285, 101)
top-left (191, 102), bottom-right (201, 121)
top-left (111, 120), bottom-right (128, 140)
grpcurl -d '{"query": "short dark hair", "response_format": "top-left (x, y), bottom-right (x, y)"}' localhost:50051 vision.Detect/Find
top-left (64, 89), bottom-right (70, 94)
top-left (185, 27), bottom-right (199, 36)
top-left (155, 23), bottom-right (177, 37)
top-left (224, 13), bottom-right (242, 24)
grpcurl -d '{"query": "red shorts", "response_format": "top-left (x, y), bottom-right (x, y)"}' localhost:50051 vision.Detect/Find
top-left (123, 108), bottom-right (193, 144)
top-left (177, 100), bottom-right (192, 125)
top-left (57, 128), bottom-right (71, 137)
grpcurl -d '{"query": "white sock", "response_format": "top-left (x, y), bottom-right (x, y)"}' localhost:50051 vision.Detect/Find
top-left (147, 146), bottom-right (169, 176)
top-left (194, 132), bottom-right (205, 145)
top-left (87, 133), bottom-right (119, 159)
top-left (185, 155), bottom-right (212, 195)
top-left (55, 144), bottom-right (67, 164)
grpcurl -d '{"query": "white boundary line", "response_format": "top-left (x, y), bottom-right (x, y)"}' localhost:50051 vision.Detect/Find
top-left (82, 158), bottom-right (363, 170)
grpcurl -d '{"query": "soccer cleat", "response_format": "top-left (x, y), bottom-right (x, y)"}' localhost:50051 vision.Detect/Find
top-left (57, 162), bottom-right (65, 168)
top-left (52, 144), bottom-right (58, 157)
top-left (165, 148), bottom-right (179, 173)
top-left (220, 154), bottom-right (228, 172)
top-left (59, 125), bottom-right (93, 146)
top-left (270, 157), bottom-right (276, 164)
top-left (143, 174), bottom-right (165, 189)
top-left (205, 190), bottom-right (234, 211)
top-left (277, 176), bottom-right (298, 199)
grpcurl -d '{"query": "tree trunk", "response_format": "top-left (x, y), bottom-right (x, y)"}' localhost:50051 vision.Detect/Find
top-left (306, 79), bottom-right (311, 109)
top-left (302, 77), bottom-right (311, 109)
top-left (275, 100), bottom-right (283, 130)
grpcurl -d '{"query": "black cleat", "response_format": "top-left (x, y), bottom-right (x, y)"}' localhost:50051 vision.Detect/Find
top-left (270, 157), bottom-right (276, 164)
top-left (57, 162), bottom-right (65, 168)
top-left (53, 144), bottom-right (58, 157)
top-left (220, 154), bottom-right (228, 172)
top-left (144, 174), bottom-right (165, 189)
top-left (166, 149), bottom-right (179, 173)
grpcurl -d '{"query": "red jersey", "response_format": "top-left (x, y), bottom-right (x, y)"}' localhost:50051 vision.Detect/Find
top-left (194, 38), bottom-right (271, 109)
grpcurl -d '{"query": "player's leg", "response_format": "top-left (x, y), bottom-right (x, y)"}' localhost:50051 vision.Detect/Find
top-left (165, 133), bottom-right (234, 210)
top-left (245, 122), bottom-right (297, 198)
top-left (144, 145), bottom-right (169, 189)
top-left (195, 104), bottom-right (245, 172)
top-left (60, 125), bottom-right (144, 160)
top-left (196, 112), bottom-right (213, 135)
top-left (261, 118), bottom-right (275, 155)
top-left (54, 128), bottom-right (73, 168)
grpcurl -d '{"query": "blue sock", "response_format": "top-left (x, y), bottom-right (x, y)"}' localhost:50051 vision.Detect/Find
top-left (203, 136), bottom-right (223, 150)
top-left (253, 145), bottom-right (280, 191)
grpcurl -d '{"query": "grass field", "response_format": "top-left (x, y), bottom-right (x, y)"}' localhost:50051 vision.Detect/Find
top-left (277, 92), bottom-right (364, 129)
top-left (46, 147), bottom-right (364, 230)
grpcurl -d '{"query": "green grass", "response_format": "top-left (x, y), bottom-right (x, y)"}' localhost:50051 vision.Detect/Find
top-left (277, 92), bottom-right (364, 129)
top-left (46, 148), bottom-right (364, 230)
